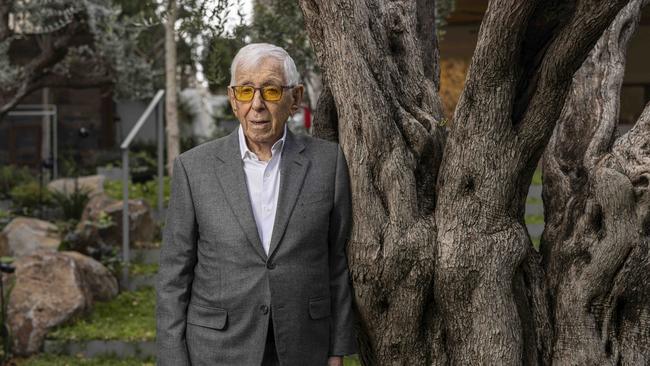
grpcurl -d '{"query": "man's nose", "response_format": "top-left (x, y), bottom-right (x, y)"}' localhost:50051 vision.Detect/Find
top-left (251, 89), bottom-right (266, 111)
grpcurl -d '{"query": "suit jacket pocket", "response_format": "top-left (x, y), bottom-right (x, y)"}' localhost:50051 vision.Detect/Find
top-left (186, 303), bottom-right (228, 330)
top-left (309, 296), bottom-right (331, 320)
top-left (301, 190), bottom-right (331, 205)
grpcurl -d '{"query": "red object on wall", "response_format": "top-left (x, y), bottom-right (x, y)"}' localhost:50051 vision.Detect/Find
top-left (303, 105), bottom-right (311, 129)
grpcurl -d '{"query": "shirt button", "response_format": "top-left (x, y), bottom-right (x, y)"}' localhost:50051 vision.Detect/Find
top-left (260, 305), bottom-right (269, 314)
top-left (264, 172), bottom-right (270, 178)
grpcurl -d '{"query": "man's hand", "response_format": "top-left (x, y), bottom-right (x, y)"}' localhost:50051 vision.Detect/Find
top-left (328, 356), bottom-right (343, 366)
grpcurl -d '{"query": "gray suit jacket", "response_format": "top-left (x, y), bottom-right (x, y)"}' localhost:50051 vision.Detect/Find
top-left (156, 129), bottom-right (357, 365)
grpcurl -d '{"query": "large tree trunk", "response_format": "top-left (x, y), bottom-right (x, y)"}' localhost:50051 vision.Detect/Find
top-left (165, 0), bottom-right (180, 176)
top-left (542, 0), bottom-right (650, 364)
top-left (300, 0), bottom-right (640, 364)
top-left (300, 1), bottom-right (446, 364)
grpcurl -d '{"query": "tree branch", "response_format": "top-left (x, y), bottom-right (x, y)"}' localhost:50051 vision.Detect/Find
top-left (0, 2), bottom-right (11, 41)
top-left (517, 0), bottom-right (630, 150)
top-left (0, 15), bottom-right (86, 117)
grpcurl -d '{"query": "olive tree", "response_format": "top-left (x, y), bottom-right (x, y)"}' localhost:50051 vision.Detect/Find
top-left (299, 0), bottom-right (649, 364)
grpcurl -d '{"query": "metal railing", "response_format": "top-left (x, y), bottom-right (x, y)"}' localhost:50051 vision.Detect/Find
top-left (120, 90), bottom-right (165, 268)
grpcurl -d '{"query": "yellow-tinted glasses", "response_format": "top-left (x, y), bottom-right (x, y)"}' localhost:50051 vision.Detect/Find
top-left (230, 85), bottom-right (294, 102)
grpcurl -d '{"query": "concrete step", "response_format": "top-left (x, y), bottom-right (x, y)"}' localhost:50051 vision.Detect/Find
top-left (118, 273), bottom-right (156, 292)
top-left (528, 185), bottom-right (542, 198)
top-left (525, 204), bottom-right (544, 216)
top-left (527, 223), bottom-right (544, 238)
top-left (44, 339), bottom-right (155, 359)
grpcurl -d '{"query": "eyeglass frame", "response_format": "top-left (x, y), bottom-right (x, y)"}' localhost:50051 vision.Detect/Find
top-left (229, 85), bottom-right (296, 102)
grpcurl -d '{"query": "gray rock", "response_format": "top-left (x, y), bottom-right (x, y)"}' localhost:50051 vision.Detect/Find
top-left (48, 175), bottom-right (105, 198)
top-left (75, 194), bottom-right (157, 250)
top-left (0, 217), bottom-right (60, 257)
top-left (7, 250), bottom-right (118, 355)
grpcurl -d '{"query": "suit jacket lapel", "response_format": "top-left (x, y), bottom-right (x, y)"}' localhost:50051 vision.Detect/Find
top-left (268, 130), bottom-right (309, 258)
top-left (214, 130), bottom-right (267, 261)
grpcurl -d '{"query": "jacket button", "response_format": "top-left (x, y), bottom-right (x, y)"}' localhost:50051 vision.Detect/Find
top-left (260, 305), bottom-right (269, 314)
top-left (266, 262), bottom-right (275, 270)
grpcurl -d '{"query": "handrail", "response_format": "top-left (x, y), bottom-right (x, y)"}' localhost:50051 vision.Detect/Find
top-left (121, 89), bottom-right (165, 149)
top-left (119, 89), bottom-right (165, 274)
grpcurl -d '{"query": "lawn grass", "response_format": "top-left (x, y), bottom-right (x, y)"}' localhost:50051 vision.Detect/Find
top-left (14, 355), bottom-right (154, 366)
top-left (525, 214), bottom-right (545, 225)
top-left (531, 237), bottom-right (540, 250)
top-left (531, 169), bottom-right (543, 186)
top-left (49, 288), bottom-right (156, 342)
top-left (127, 262), bottom-right (159, 276)
top-left (526, 196), bottom-right (542, 205)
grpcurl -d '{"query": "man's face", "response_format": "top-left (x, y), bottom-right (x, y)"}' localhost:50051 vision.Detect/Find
top-left (229, 57), bottom-right (303, 148)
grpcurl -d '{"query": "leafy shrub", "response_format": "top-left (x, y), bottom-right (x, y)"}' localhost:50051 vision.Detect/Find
top-left (104, 177), bottom-right (171, 209)
top-left (0, 165), bottom-right (35, 199)
top-left (50, 187), bottom-right (91, 221)
top-left (0, 209), bottom-right (13, 231)
top-left (9, 181), bottom-right (52, 216)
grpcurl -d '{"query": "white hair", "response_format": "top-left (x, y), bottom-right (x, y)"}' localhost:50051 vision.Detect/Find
top-left (229, 43), bottom-right (300, 86)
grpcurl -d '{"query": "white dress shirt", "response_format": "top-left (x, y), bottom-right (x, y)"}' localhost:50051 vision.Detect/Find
top-left (238, 125), bottom-right (287, 256)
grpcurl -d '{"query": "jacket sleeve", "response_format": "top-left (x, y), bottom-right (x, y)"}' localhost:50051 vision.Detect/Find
top-left (156, 156), bottom-right (197, 366)
top-left (328, 146), bottom-right (358, 356)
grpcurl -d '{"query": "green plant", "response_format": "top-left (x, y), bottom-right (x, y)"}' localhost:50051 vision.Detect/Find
top-left (94, 210), bottom-right (115, 230)
top-left (0, 210), bottom-right (12, 231)
top-left (525, 214), bottom-right (545, 225)
top-left (104, 177), bottom-right (171, 209)
top-left (50, 187), bottom-right (91, 221)
top-left (532, 169), bottom-right (543, 186)
top-left (49, 287), bottom-right (156, 342)
top-left (129, 150), bottom-right (158, 184)
top-left (0, 165), bottom-right (34, 199)
top-left (9, 181), bottom-right (52, 216)
top-left (15, 354), bottom-right (155, 366)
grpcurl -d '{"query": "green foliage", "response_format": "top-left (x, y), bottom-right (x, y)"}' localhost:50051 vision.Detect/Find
top-left (525, 214), bottom-right (545, 225)
top-left (532, 169), bottom-right (543, 186)
top-left (436, 0), bottom-right (456, 36)
top-left (204, 31), bottom-right (247, 91)
top-left (1, 0), bottom-right (155, 100)
top-left (0, 210), bottom-right (12, 231)
top-left (49, 287), bottom-right (156, 342)
top-left (9, 181), bottom-right (52, 216)
top-left (129, 150), bottom-right (158, 184)
top-left (15, 354), bottom-right (154, 366)
top-left (526, 196), bottom-right (542, 205)
top-left (0, 166), bottom-right (35, 200)
top-left (50, 187), bottom-right (91, 221)
top-left (249, 0), bottom-right (314, 75)
top-left (532, 237), bottom-right (541, 250)
top-left (104, 177), bottom-right (171, 210)
top-left (128, 262), bottom-right (159, 276)
top-left (203, 0), bottom-right (316, 92)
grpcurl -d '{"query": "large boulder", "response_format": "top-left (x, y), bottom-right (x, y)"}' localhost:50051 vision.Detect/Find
top-left (75, 194), bottom-right (156, 250)
top-left (6, 250), bottom-right (118, 355)
top-left (0, 217), bottom-right (60, 257)
top-left (47, 175), bottom-right (105, 198)
top-left (62, 251), bottom-right (119, 302)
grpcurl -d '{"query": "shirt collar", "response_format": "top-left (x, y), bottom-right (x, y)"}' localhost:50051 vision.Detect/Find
top-left (238, 124), bottom-right (287, 160)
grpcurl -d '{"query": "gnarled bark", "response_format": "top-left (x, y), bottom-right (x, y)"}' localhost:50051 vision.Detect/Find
top-left (300, 0), bottom-right (644, 364)
top-left (542, 1), bottom-right (650, 364)
top-left (300, 0), bottom-right (445, 364)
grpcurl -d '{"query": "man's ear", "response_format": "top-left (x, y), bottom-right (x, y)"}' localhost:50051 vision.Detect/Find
top-left (228, 87), bottom-right (238, 112)
top-left (291, 85), bottom-right (305, 114)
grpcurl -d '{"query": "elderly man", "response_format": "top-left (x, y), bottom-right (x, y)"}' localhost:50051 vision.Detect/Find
top-left (156, 43), bottom-right (357, 366)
